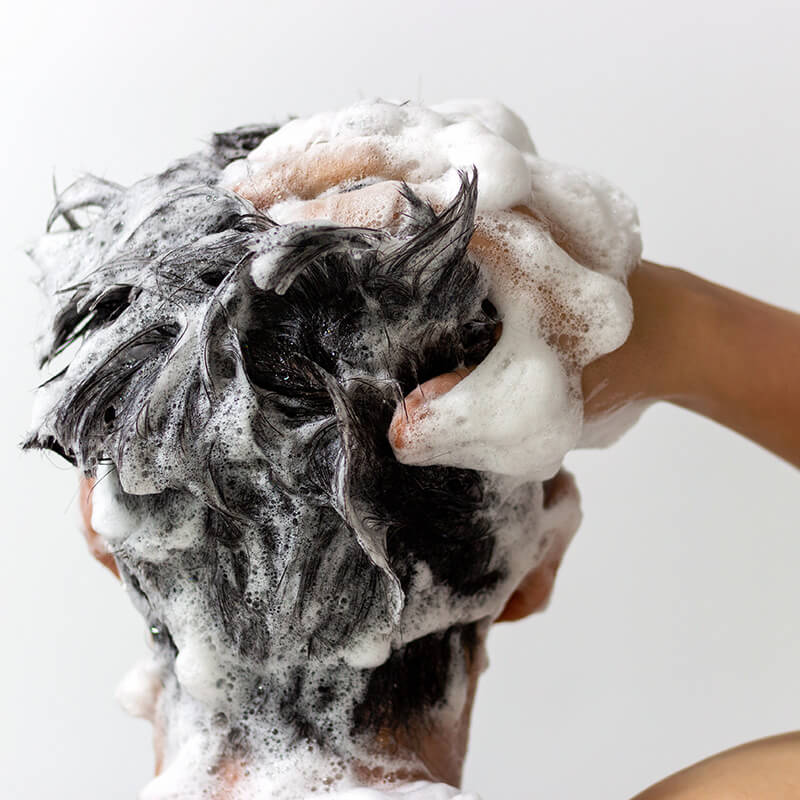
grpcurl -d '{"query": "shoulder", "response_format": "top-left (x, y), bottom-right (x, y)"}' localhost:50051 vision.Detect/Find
top-left (630, 732), bottom-right (800, 800)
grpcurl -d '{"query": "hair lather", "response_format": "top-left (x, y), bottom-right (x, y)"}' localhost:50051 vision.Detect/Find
top-left (25, 125), bottom-right (517, 741)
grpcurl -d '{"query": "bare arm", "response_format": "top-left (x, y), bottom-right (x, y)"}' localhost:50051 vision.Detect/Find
top-left (234, 138), bottom-right (800, 468)
top-left (583, 260), bottom-right (800, 469)
top-left (234, 147), bottom-right (800, 797)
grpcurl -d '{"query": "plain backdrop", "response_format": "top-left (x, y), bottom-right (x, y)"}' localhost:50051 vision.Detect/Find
top-left (1, 1), bottom-right (798, 798)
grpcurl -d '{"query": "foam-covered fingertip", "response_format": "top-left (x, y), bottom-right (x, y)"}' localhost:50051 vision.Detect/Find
top-left (389, 371), bottom-right (469, 458)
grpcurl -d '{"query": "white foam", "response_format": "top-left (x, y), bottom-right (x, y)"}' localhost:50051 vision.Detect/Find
top-left (90, 469), bottom-right (141, 543)
top-left (396, 207), bottom-right (634, 478)
top-left (38, 98), bottom-right (640, 799)
top-left (116, 656), bottom-right (161, 721)
top-left (308, 780), bottom-right (480, 800)
top-left (221, 99), bottom-right (535, 215)
top-left (225, 98), bottom-right (640, 480)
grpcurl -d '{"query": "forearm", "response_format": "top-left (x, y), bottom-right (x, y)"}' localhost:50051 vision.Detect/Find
top-left (583, 261), bottom-right (800, 469)
top-left (668, 265), bottom-right (800, 468)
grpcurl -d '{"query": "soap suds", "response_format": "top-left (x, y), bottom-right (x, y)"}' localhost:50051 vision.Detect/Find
top-left (225, 99), bottom-right (640, 478)
top-left (26, 99), bottom-right (639, 799)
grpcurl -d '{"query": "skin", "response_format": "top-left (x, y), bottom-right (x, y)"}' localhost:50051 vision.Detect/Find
top-left (79, 258), bottom-right (800, 797)
top-left (386, 260), bottom-right (800, 799)
top-left (629, 732), bottom-right (800, 800)
top-left (589, 261), bottom-right (800, 470)
top-left (246, 153), bottom-right (800, 796)
top-left (390, 258), bottom-right (800, 471)
top-left (78, 478), bottom-right (542, 790)
top-left (76, 144), bottom-right (800, 796)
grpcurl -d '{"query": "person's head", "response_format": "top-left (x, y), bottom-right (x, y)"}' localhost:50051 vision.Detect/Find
top-left (26, 125), bottom-right (580, 793)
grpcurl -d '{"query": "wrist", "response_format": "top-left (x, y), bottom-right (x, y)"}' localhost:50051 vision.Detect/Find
top-left (581, 260), bottom-right (712, 422)
top-left (632, 261), bottom-right (715, 407)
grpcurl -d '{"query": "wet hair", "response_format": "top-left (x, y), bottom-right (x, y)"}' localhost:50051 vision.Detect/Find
top-left (25, 125), bottom-right (504, 740)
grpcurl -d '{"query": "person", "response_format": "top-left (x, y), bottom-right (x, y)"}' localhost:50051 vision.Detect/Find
top-left (393, 256), bottom-right (800, 800)
top-left (29, 123), bottom-right (581, 799)
top-left (30, 115), bottom-right (799, 799)
top-left (231, 142), bottom-right (800, 798)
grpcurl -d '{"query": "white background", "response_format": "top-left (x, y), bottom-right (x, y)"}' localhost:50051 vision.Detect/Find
top-left (1, 1), bottom-right (798, 798)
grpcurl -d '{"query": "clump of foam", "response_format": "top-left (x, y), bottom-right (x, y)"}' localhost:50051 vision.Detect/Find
top-left (27, 99), bottom-right (640, 799)
top-left (224, 98), bottom-right (641, 479)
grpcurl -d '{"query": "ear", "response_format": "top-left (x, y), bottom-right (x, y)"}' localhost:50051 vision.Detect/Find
top-left (78, 477), bottom-right (121, 580)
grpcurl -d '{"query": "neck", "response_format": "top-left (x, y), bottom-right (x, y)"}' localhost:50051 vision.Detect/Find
top-left (124, 643), bottom-right (482, 799)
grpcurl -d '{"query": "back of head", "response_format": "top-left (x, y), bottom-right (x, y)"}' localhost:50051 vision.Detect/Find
top-left (26, 124), bottom-right (554, 791)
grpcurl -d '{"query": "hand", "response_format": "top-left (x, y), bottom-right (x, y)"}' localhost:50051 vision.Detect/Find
top-left (235, 145), bottom-right (648, 461)
top-left (230, 136), bottom-right (443, 231)
top-left (234, 143), bottom-right (800, 471)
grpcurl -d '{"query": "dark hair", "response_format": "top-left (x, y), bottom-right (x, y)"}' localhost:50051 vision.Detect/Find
top-left (25, 124), bottom-right (506, 744)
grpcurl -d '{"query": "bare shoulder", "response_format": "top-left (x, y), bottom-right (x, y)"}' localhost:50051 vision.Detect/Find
top-left (630, 732), bottom-right (800, 799)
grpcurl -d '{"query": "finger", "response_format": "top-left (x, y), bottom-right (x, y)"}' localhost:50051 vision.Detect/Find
top-left (279, 180), bottom-right (409, 230)
top-left (389, 367), bottom-right (474, 452)
top-left (233, 139), bottom-right (418, 210)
